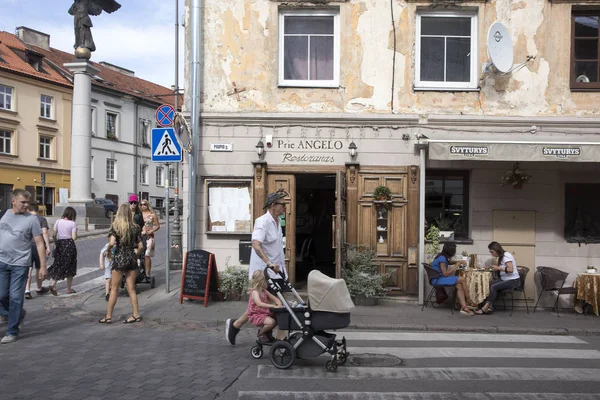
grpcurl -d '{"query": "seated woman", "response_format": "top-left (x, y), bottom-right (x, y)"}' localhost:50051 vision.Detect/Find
top-left (475, 241), bottom-right (521, 315)
top-left (431, 243), bottom-right (473, 316)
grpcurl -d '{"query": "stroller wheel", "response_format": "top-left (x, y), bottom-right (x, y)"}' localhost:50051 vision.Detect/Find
top-left (150, 276), bottom-right (156, 289)
top-left (250, 345), bottom-right (263, 359)
top-left (325, 359), bottom-right (338, 372)
top-left (338, 352), bottom-right (347, 366)
top-left (269, 341), bottom-right (295, 370)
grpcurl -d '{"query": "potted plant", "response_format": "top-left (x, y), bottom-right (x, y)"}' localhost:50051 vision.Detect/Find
top-left (460, 250), bottom-right (471, 267)
top-left (501, 162), bottom-right (532, 189)
top-left (372, 185), bottom-right (392, 201)
top-left (435, 215), bottom-right (455, 240)
top-left (342, 245), bottom-right (390, 306)
top-left (219, 265), bottom-right (249, 301)
top-left (425, 225), bottom-right (440, 262)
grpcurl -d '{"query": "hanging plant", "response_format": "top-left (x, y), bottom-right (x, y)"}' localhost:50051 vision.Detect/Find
top-left (501, 162), bottom-right (532, 189)
top-left (372, 185), bottom-right (392, 201)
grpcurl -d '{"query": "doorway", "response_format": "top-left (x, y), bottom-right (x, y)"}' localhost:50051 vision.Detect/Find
top-left (294, 174), bottom-right (336, 286)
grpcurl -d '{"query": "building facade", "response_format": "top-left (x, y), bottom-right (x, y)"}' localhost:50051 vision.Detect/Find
top-left (0, 30), bottom-right (72, 216)
top-left (183, 1), bottom-right (600, 305)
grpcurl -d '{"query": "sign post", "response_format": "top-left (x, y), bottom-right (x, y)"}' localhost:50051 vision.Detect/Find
top-left (151, 125), bottom-right (182, 293)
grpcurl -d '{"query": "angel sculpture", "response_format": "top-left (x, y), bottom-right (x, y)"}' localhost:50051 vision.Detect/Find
top-left (69, 0), bottom-right (121, 54)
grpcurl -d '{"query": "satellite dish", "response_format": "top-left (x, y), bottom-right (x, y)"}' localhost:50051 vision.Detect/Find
top-left (576, 74), bottom-right (590, 83)
top-left (487, 22), bottom-right (514, 73)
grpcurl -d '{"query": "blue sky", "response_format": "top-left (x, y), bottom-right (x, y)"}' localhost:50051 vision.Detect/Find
top-left (0, 0), bottom-right (184, 88)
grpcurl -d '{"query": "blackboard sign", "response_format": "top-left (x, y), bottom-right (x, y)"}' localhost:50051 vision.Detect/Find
top-left (180, 250), bottom-right (223, 306)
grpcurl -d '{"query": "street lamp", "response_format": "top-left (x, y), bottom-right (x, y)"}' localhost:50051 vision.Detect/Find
top-left (348, 141), bottom-right (357, 160)
top-left (256, 139), bottom-right (265, 159)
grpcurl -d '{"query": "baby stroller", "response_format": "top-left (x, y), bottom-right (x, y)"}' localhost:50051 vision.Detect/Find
top-left (250, 268), bottom-right (354, 372)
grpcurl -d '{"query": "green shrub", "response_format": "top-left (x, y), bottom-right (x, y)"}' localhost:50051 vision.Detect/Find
top-left (342, 245), bottom-right (389, 298)
top-left (220, 265), bottom-right (249, 298)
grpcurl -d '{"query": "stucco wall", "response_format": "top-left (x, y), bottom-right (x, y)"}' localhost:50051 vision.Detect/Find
top-left (188, 0), bottom-right (599, 117)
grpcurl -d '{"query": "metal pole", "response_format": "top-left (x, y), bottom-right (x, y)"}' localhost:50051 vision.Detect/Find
top-left (170, 0), bottom-right (182, 269)
top-left (188, 0), bottom-right (201, 252)
top-left (165, 163), bottom-right (171, 293)
top-left (418, 145), bottom-right (426, 305)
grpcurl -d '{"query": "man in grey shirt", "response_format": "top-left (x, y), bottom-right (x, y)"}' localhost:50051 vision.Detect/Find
top-left (0, 189), bottom-right (47, 344)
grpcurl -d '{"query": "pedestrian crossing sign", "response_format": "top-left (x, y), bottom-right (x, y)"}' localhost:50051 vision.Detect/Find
top-left (151, 128), bottom-right (182, 162)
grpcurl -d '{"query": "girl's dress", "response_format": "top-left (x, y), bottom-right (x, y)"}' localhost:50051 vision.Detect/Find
top-left (109, 225), bottom-right (141, 272)
top-left (142, 212), bottom-right (156, 257)
top-left (248, 289), bottom-right (274, 326)
top-left (49, 219), bottom-right (77, 280)
top-left (431, 255), bottom-right (459, 285)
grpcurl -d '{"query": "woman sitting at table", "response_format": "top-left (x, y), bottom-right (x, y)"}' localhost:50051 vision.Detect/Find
top-left (475, 241), bottom-right (521, 315)
top-left (431, 243), bottom-right (473, 316)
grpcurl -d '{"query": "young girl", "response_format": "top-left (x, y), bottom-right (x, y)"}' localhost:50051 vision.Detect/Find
top-left (248, 270), bottom-right (282, 344)
top-left (99, 243), bottom-right (114, 302)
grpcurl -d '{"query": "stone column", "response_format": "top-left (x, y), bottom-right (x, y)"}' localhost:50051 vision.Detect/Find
top-left (64, 61), bottom-right (99, 203)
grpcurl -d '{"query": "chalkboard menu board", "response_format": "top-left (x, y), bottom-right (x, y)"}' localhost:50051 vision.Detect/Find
top-left (180, 250), bottom-right (223, 306)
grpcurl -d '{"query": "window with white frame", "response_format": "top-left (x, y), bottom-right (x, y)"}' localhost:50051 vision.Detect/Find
top-left (39, 136), bottom-right (52, 159)
top-left (91, 107), bottom-right (97, 136)
top-left (415, 11), bottom-right (478, 90)
top-left (169, 168), bottom-right (176, 188)
top-left (106, 112), bottom-right (118, 139)
top-left (0, 130), bottom-right (12, 154)
top-left (278, 9), bottom-right (340, 87)
top-left (156, 166), bottom-right (164, 186)
top-left (40, 94), bottom-right (52, 119)
top-left (106, 158), bottom-right (117, 181)
top-left (140, 119), bottom-right (150, 146)
top-left (0, 84), bottom-right (13, 110)
top-left (140, 164), bottom-right (148, 185)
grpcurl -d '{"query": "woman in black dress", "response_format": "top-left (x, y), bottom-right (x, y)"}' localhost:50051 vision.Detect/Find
top-left (99, 203), bottom-right (143, 324)
top-left (49, 207), bottom-right (78, 295)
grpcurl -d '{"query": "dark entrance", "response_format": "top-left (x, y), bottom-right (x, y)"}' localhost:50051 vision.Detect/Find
top-left (294, 174), bottom-right (336, 286)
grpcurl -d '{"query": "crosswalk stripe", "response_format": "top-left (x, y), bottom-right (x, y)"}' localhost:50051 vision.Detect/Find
top-left (238, 392), bottom-right (600, 400)
top-left (339, 332), bottom-right (587, 344)
top-left (346, 347), bottom-right (600, 359)
top-left (257, 365), bottom-right (600, 381)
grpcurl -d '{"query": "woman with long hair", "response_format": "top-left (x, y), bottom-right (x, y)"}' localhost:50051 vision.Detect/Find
top-left (431, 243), bottom-right (473, 315)
top-left (140, 200), bottom-right (160, 278)
top-left (99, 203), bottom-right (143, 324)
top-left (475, 241), bottom-right (520, 315)
top-left (49, 207), bottom-right (78, 295)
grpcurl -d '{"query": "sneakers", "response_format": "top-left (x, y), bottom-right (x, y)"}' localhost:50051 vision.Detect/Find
top-left (225, 318), bottom-right (240, 345)
top-left (1, 335), bottom-right (18, 344)
top-left (24, 291), bottom-right (32, 300)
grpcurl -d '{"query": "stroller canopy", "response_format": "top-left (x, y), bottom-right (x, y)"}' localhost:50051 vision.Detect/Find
top-left (307, 270), bottom-right (355, 313)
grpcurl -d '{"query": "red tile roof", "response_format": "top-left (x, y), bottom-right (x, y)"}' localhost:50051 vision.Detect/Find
top-left (0, 30), bottom-right (182, 107)
top-left (0, 31), bottom-right (71, 87)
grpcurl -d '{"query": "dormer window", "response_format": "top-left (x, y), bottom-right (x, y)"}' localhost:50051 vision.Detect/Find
top-left (26, 53), bottom-right (43, 72)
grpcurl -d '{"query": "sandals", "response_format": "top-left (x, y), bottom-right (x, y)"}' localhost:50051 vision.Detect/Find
top-left (36, 287), bottom-right (49, 295)
top-left (98, 316), bottom-right (112, 324)
top-left (123, 316), bottom-right (142, 324)
top-left (49, 286), bottom-right (57, 296)
top-left (460, 308), bottom-right (475, 316)
top-left (66, 289), bottom-right (77, 294)
top-left (475, 307), bottom-right (493, 315)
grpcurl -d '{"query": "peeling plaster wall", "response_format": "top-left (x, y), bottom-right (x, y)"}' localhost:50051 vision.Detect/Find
top-left (189, 0), bottom-right (599, 117)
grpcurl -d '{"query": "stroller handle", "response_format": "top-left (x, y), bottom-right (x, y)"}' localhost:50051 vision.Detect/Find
top-left (263, 265), bottom-right (287, 282)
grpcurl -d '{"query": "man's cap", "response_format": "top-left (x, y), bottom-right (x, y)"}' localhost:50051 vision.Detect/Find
top-left (129, 194), bottom-right (139, 203)
top-left (264, 189), bottom-right (288, 209)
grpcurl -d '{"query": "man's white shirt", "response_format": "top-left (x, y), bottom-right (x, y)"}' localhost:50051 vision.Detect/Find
top-left (249, 211), bottom-right (287, 280)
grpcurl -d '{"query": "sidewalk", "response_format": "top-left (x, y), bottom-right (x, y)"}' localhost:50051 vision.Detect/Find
top-left (62, 267), bottom-right (600, 337)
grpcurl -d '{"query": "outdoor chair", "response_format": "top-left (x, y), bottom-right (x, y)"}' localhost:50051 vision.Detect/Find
top-left (533, 266), bottom-right (576, 317)
top-left (499, 266), bottom-right (530, 316)
top-left (422, 263), bottom-right (456, 314)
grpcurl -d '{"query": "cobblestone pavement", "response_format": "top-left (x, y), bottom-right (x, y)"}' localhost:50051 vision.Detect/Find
top-left (0, 306), bottom-right (250, 400)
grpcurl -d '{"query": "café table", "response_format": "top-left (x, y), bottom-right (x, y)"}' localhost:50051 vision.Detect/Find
top-left (457, 268), bottom-right (493, 307)
top-left (573, 272), bottom-right (600, 316)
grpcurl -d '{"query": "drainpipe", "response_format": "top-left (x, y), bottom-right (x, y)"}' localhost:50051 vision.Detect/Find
top-left (188, 0), bottom-right (202, 251)
top-left (417, 137), bottom-right (428, 305)
top-left (133, 102), bottom-right (139, 197)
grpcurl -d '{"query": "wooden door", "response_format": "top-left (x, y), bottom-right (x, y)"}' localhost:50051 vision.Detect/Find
top-left (493, 210), bottom-right (536, 300)
top-left (267, 174), bottom-right (296, 284)
top-left (334, 171), bottom-right (347, 278)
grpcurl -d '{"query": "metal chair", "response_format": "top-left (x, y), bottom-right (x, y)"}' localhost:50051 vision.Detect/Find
top-left (500, 266), bottom-right (530, 316)
top-left (533, 266), bottom-right (576, 317)
top-left (422, 263), bottom-right (456, 314)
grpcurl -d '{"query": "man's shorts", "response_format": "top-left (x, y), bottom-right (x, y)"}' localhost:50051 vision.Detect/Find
top-left (30, 244), bottom-right (41, 269)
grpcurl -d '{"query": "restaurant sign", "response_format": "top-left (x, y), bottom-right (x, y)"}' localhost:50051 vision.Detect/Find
top-left (542, 147), bottom-right (581, 159)
top-left (276, 139), bottom-right (345, 164)
top-left (449, 146), bottom-right (489, 157)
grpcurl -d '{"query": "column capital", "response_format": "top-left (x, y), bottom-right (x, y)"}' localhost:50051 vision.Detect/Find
top-left (63, 60), bottom-right (100, 76)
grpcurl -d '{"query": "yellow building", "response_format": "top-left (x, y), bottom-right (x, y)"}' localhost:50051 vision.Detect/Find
top-left (0, 29), bottom-right (72, 215)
